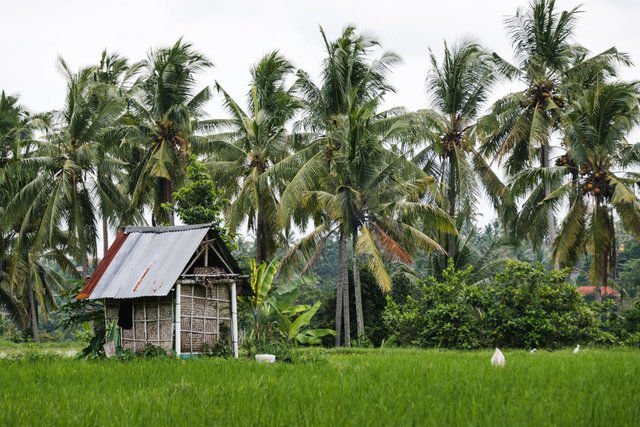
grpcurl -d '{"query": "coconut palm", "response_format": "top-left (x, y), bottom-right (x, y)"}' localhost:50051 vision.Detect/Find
top-left (204, 51), bottom-right (300, 263)
top-left (1, 225), bottom-right (76, 341)
top-left (480, 0), bottom-right (630, 249)
top-left (276, 26), bottom-right (399, 346)
top-left (126, 39), bottom-right (212, 225)
top-left (0, 91), bottom-right (34, 329)
top-left (278, 26), bottom-right (453, 345)
top-left (415, 40), bottom-right (506, 264)
top-left (91, 51), bottom-right (143, 254)
top-left (0, 93), bottom-right (77, 340)
top-left (537, 82), bottom-right (640, 292)
top-left (282, 108), bottom-right (454, 344)
top-left (8, 61), bottom-right (125, 274)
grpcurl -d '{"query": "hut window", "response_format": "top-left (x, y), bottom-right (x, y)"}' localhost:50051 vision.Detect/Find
top-left (118, 300), bottom-right (133, 329)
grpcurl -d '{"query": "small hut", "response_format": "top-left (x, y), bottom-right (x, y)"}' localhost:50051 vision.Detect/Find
top-left (77, 224), bottom-right (246, 357)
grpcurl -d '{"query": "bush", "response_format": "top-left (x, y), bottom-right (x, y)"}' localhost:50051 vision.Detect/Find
top-left (202, 339), bottom-right (232, 358)
top-left (384, 265), bottom-right (483, 349)
top-left (139, 344), bottom-right (168, 358)
top-left (482, 261), bottom-right (599, 348)
top-left (383, 260), bottom-right (602, 349)
top-left (7, 349), bottom-right (63, 362)
top-left (600, 299), bottom-right (640, 347)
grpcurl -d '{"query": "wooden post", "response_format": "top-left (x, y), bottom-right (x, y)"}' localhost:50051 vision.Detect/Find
top-left (230, 280), bottom-right (238, 359)
top-left (175, 283), bottom-right (181, 357)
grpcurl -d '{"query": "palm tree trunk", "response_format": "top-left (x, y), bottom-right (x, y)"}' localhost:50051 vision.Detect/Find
top-left (256, 203), bottom-right (268, 264)
top-left (447, 152), bottom-right (457, 260)
top-left (102, 215), bottom-right (109, 257)
top-left (27, 281), bottom-right (40, 342)
top-left (541, 144), bottom-right (557, 265)
top-left (352, 234), bottom-right (365, 344)
top-left (335, 233), bottom-right (344, 347)
top-left (609, 210), bottom-right (617, 281)
top-left (594, 197), bottom-right (603, 303)
top-left (341, 233), bottom-right (351, 348)
top-left (82, 255), bottom-right (90, 278)
top-left (602, 209), bottom-right (614, 296)
top-left (161, 178), bottom-right (175, 226)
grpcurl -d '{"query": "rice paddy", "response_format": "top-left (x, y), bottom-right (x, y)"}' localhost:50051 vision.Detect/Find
top-left (1, 348), bottom-right (639, 426)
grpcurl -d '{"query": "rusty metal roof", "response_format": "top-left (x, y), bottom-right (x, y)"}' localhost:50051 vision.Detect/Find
top-left (79, 224), bottom-right (212, 300)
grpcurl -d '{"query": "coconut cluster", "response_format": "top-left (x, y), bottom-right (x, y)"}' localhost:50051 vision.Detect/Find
top-left (522, 82), bottom-right (566, 109)
top-left (580, 163), bottom-right (610, 198)
top-left (556, 155), bottom-right (612, 199)
top-left (441, 132), bottom-right (462, 153)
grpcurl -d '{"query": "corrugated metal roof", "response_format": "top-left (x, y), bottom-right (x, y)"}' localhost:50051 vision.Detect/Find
top-left (81, 224), bottom-right (211, 300)
top-left (77, 231), bottom-right (129, 299)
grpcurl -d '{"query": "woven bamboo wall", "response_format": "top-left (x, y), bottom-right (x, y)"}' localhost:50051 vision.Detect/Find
top-left (180, 283), bottom-right (231, 353)
top-left (105, 296), bottom-right (174, 352)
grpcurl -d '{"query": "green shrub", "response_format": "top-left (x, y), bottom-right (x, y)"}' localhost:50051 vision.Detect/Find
top-left (7, 348), bottom-right (63, 362)
top-left (483, 261), bottom-right (599, 348)
top-left (384, 264), bottom-right (483, 349)
top-left (202, 339), bottom-right (232, 358)
top-left (600, 299), bottom-right (640, 346)
top-left (139, 344), bottom-right (168, 358)
top-left (383, 260), bottom-right (602, 349)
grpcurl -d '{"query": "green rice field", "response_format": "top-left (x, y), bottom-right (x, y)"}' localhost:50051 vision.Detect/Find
top-left (1, 348), bottom-right (639, 426)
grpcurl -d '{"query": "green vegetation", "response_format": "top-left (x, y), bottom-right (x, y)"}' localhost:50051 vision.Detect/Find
top-left (384, 261), bottom-right (599, 349)
top-left (0, 339), bottom-right (82, 357)
top-left (1, 349), bottom-right (639, 426)
top-left (1, 0), bottom-right (640, 349)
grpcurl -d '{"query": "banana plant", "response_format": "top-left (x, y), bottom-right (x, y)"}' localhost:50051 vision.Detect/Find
top-left (248, 258), bottom-right (334, 345)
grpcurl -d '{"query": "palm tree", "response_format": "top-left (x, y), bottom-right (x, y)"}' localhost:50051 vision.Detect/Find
top-left (126, 39), bottom-right (212, 225)
top-left (1, 226), bottom-right (75, 341)
top-left (416, 40), bottom-right (505, 264)
top-left (283, 114), bottom-right (454, 344)
top-left (0, 92), bottom-right (77, 340)
top-left (539, 82), bottom-right (640, 293)
top-left (0, 91), bottom-right (33, 331)
top-left (91, 50), bottom-right (142, 254)
top-left (204, 51), bottom-right (300, 263)
top-left (8, 61), bottom-right (125, 274)
top-left (277, 26), bottom-right (397, 346)
top-left (278, 26), bottom-right (453, 345)
top-left (480, 0), bottom-right (630, 250)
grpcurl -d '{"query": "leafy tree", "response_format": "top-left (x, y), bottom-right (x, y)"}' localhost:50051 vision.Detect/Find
top-left (384, 260), bottom-right (601, 349)
top-left (384, 263), bottom-right (483, 348)
top-left (166, 156), bottom-right (227, 227)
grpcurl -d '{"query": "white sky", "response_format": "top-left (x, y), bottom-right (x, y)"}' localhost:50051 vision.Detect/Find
top-left (2, 0), bottom-right (639, 238)
top-left (4, 0), bottom-right (639, 112)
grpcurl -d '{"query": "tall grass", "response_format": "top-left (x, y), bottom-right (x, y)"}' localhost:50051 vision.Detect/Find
top-left (0, 348), bottom-right (638, 426)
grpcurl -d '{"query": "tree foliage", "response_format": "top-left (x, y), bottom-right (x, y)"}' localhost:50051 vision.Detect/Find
top-left (384, 260), bottom-right (601, 349)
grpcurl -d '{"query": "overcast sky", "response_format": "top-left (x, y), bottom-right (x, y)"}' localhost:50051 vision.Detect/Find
top-left (3, 0), bottom-right (639, 113)
top-left (2, 0), bottom-right (639, 235)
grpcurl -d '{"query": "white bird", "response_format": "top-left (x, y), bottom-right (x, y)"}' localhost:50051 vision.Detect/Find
top-left (530, 348), bottom-right (537, 353)
top-left (491, 348), bottom-right (506, 367)
top-left (573, 344), bottom-right (581, 354)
